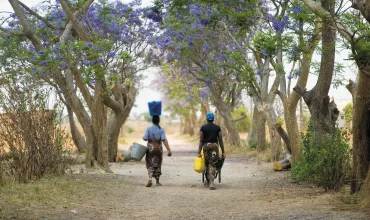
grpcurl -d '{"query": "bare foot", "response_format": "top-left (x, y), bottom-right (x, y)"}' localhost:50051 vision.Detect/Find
top-left (146, 180), bottom-right (152, 187)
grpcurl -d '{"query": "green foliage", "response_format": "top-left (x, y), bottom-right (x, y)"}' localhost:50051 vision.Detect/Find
top-left (248, 140), bottom-right (257, 149)
top-left (140, 112), bottom-right (152, 122)
top-left (127, 127), bottom-right (134, 133)
top-left (231, 106), bottom-right (251, 132)
top-left (342, 103), bottom-right (353, 122)
top-left (292, 121), bottom-right (351, 190)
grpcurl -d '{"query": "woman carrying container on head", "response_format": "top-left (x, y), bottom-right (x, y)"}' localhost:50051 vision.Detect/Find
top-left (198, 112), bottom-right (225, 190)
top-left (143, 115), bottom-right (172, 187)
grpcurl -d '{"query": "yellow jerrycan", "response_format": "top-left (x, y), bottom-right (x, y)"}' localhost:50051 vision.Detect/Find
top-left (194, 150), bottom-right (205, 173)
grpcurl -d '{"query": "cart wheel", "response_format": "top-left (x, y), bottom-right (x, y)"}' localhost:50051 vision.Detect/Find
top-left (218, 170), bottom-right (221, 183)
top-left (202, 172), bottom-right (205, 183)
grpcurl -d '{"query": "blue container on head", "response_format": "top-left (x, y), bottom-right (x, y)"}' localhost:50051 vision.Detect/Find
top-left (148, 101), bottom-right (162, 116)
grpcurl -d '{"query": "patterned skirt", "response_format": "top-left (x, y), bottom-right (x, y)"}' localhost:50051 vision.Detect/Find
top-left (145, 141), bottom-right (163, 179)
top-left (203, 143), bottom-right (219, 179)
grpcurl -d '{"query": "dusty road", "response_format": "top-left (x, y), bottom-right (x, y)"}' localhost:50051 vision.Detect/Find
top-left (102, 136), bottom-right (369, 220)
top-left (2, 135), bottom-right (369, 220)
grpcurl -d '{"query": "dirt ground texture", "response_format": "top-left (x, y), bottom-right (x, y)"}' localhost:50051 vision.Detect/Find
top-left (1, 135), bottom-right (369, 220)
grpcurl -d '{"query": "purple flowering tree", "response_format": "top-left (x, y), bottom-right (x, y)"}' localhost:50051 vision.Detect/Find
top-left (150, 0), bottom-right (264, 146)
top-left (0, 0), bottom-right (159, 168)
top-left (155, 63), bottom-right (211, 136)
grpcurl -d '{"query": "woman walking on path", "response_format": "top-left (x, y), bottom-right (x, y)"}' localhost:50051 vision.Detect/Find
top-left (143, 116), bottom-right (172, 187)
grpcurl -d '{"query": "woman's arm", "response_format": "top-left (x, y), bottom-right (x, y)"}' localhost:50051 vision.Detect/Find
top-left (163, 139), bottom-right (172, 156)
top-left (143, 127), bottom-right (149, 141)
top-left (160, 129), bottom-right (171, 156)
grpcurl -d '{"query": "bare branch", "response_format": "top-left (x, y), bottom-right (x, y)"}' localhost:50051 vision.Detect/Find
top-left (18, 0), bottom-right (58, 30)
top-left (292, 85), bottom-right (307, 96)
top-left (346, 79), bottom-right (356, 97)
top-left (0, 27), bottom-right (24, 36)
top-left (8, 0), bottom-right (42, 50)
top-left (274, 89), bottom-right (287, 104)
top-left (233, 114), bottom-right (247, 123)
top-left (59, 0), bottom-right (92, 41)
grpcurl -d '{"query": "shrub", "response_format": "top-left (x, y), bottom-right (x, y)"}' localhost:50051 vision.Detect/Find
top-left (0, 81), bottom-right (73, 184)
top-left (292, 122), bottom-right (351, 190)
top-left (127, 127), bottom-right (134, 133)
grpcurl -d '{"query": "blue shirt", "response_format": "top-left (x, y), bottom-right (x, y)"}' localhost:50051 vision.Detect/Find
top-left (143, 125), bottom-right (166, 141)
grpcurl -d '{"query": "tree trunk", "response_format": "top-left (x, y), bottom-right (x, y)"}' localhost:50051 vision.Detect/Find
top-left (91, 81), bottom-right (110, 171)
top-left (300, 98), bottom-right (304, 132)
top-left (248, 106), bottom-right (262, 147)
top-left (107, 112), bottom-right (128, 162)
top-left (216, 105), bottom-right (241, 146)
top-left (107, 87), bottom-right (136, 162)
top-left (294, 0), bottom-right (338, 143)
top-left (349, 72), bottom-right (370, 193)
top-left (284, 104), bottom-right (301, 162)
top-left (66, 105), bottom-right (87, 153)
top-left (268, 120), bottom-right (281, 162)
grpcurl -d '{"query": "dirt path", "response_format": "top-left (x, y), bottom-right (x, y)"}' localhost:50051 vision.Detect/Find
top-left (2, 135), bottom-right (369, 220)
top-left (100, 135), bottom-right (369, 220)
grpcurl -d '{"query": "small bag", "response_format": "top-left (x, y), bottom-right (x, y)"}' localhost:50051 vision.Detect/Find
top-left (194, 154), bottom-right (205, 173)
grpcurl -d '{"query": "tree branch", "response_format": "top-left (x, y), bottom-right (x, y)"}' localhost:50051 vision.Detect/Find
top-left (8, 0), bottom-right (42, 50)
top-left (346, 79), bottom-right (356, 97)
top-left (18, 0), bottom-right (58, 30)
top-left (233, 114), bottom-right (247, 123)
top-left (0, 27), bottom-right (24, 36)
top-left (59, 0), bottom-right (92, 41)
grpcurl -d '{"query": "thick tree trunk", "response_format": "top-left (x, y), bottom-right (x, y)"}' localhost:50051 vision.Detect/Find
top-left (216, 105), bottom-right (241, 146)
top-left (268, 120), bottom-right (281, 162)
top-left (294, 0), bottom-right (338, 144)
top-left (107, 87), bottom-right (136, 162)
top-left (107, 111), bottom-right (128, 162)
top-left (66, 106), bottom-right (87, 153)
top-left (248, 106), bottom-right (263, 147)
top-left (349, 72), bottom-right (370, 193)
top-left (284, 105), bottom-right (301, 162)
top-left (91, 81), bottom-right (110, 171)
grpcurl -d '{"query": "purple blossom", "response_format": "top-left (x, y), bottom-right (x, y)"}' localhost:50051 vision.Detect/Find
top-left (86, 42), bottom-right (93, 47)
top-left (32, 67), bottom-right (37, 73)
top-left (257, 69), bottom-right (262, 76)
top-left (31, 56), bottom-right (38, 61)
top-left (260, 49), bottom-right (267, 57)
top-left (5, 67), bottom-right (11, 71)
top-left (60, 63), bottom-right (68, 69)
top-left (38, 50), bottom-right (45, 55)
top-left (83, 60), bottom-right (90, 66)
top-left (98, 58), bottom-right (104, 64)
top-left (189, 3), bottom-right (201, 16)
top-left (287, 75), bottom-right (293, 80)
top-left (59, 89), bottom-right (63, 94)
top-left (291, 48), bottom-right (297, 55)
top-left (200, 19), bottom-right (209, 26)
top-left (200, 87), bottom-right (209, 99)
top-left (292, 6), bottom-right (303, 15)
top-left (202, 42), bottom-right (210, 52)
top-left (41, 60), bottom-right (47, 66)
top-left (108, 51), bottom-right (116, 57)
top-left (272, 16), bottom-right (289, 33)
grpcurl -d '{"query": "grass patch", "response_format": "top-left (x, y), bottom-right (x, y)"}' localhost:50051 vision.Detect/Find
top-left (0, 174), bottom-right (127, 219)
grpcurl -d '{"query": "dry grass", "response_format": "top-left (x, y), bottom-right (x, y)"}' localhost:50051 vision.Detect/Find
top-left (0, 174), bottom-right (128, 219)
